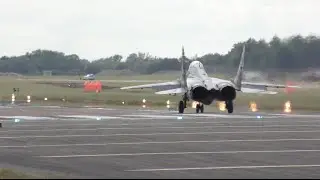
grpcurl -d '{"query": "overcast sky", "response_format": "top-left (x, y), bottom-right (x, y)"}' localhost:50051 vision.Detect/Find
top-left (1, 0), bottom-right (319, 60)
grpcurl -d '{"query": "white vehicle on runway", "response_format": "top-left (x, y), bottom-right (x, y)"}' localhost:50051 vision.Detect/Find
top-left (120, 45), bottom-right (299, 114)
top-left (82, 74), bottom-right (95, 80)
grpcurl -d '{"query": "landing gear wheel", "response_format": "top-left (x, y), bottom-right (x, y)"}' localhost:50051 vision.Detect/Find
top-left (178, 101), bottom-right (184, 114)
top-left (196, 104), bottom-right (204, 113)
top-left (183, 93), bottom-right (188, 108)
top-left (200, 104), bottom-right (204, 113)
top-left (226, 100), bottom-right (233, 114)
top-left (196, 104), bottom-right (200, 113)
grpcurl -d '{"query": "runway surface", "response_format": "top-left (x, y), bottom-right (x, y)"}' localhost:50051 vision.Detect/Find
top-left (0, 105), bottom-right (320, 178)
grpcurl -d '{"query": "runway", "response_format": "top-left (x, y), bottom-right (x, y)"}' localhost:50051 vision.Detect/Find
top-left (0, 106), bottom-right (320, 178)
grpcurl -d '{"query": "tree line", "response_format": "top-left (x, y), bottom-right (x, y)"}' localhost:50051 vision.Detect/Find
top-left (1, 34), bottom-right (320, 75)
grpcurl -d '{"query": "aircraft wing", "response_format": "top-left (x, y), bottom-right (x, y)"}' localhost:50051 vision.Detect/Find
top-left (120, 46), bottom-right (188, 95)
top-left (211, 77), bottom-right (300, 94)
top-left (120, 80), bottom-right (185, 95)
top-left (120, 80), bottom-right (180, 90)
top-left (241, 81), bottom-right (301, 89)
top-left (241, 87), bottom-right (278, 94)
top-left (155, 88), bottom-right (186, 94)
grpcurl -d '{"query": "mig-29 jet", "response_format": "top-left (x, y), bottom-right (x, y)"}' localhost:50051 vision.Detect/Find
top-left (120, 45), bottom-right (299, 114)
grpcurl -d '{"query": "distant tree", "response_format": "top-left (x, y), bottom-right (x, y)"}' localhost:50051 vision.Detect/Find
top-left (1, 34), bottom-right (320, 75)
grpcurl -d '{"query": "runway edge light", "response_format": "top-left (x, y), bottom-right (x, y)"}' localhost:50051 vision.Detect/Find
top-left (250, 101), bottom-right (257, 112)
top-left (27, 95), bottom-right (31, 103)
top-left (142, 98), bottom-right (146, 108)
top-left (284, 101), bottom-right (291, 113)
top-left (11, 94), bottom-right (15, 104)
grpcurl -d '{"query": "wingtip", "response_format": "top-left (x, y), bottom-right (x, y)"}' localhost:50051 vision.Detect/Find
top-left (290, 85), bottom-right (302, 88)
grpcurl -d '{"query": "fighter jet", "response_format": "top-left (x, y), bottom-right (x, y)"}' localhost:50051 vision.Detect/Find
top-left (120, 45), bottom-right (299, 114)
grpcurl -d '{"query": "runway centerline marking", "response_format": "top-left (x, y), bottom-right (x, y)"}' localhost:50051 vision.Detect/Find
top-left (1, 130), bottom-right (320, 139)
top-left (120, 114), bottom-right (282, 119)
top-left (37, 149), bottom-right (320, 158)
top-left (0, 117), bottom-right (153, 122)
top-left (3, 124), bottom-right (320, 133)
top-left (3, 138), bottom-right (320, 148)
top-left (11, 120), bottom-right (320, 128)
top-left (126, 164), bottom-right (320, 172)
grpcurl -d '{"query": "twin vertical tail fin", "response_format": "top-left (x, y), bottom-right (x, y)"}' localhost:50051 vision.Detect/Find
top-left (233, 44), bottom-right (246, 91)
top-left (179, 45), bottom-right (245, 91)
top-left (180, 46), bottom-right (188, 90)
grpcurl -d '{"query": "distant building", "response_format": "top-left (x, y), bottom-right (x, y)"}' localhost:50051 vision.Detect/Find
top-left (301, 70), bottom-right (320, 81)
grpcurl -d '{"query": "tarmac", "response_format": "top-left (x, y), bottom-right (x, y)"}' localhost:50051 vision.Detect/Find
top-left (0, 105), bottom-right (319, 178)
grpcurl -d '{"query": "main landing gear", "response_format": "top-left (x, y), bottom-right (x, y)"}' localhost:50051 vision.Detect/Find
top-left (178, 96), bottom-right (234, 114)
top-left (196, 103), bottom-right (204, 113)
top-left (178, 101), bottom-right (204, 114)
top-left (178, 93), bottom-right (188, 114)
top-left (225, 100), bottom-right (233, 113)
top-left (178, 93), bottom-right (205, 114)
top-left (178, 100), bottom-right (185, 114)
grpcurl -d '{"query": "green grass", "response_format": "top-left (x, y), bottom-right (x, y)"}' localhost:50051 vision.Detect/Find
top-left (0, 168), bottom-right (40, 179)
top-left (1, 76), bottom-right (319, 112)
top-left (0, 168), bottom-right (75, 179)
top-left (22, 73), bottom-right (228, 81)
top-left (23, 74), bottom-right (177, 81)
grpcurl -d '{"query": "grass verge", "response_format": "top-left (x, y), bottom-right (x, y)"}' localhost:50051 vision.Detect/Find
top-left (0, 168), bottom-right (40, 179)
top-left (0, 76), bottom-right (319, 112)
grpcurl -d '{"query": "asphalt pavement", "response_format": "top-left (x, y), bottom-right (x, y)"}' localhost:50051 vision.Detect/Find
top-left (0, 106), bottom-right (319, 178)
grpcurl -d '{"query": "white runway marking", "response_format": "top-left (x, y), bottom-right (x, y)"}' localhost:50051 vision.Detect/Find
top-left (3, 124), bottom-right (320, 133)
top-left (0, 112), bottom-right (319, 123)
top-left (137, 109), bottom-right (169, 112)
top-left (13, 106), bottom-right (59, 108)
top-left (2, 130), bottom-right (320, 139)
top-left (126, 164), bottom-right (320, 172)
top-left (122, 114), bottom-right (280, 119)
top-left (3, 138), bottom-right (320, 148)
top-left (0, 106), bottom-right (13, 109)
top-left (272, 114), bottom-right (320, 118)
top-left (12, 120), bottom-right (320, 127)
top-left (0, 116), bottom-right (56, 120)
top-left (83, 107), bottom-right (117, 110)
top-left (182, 114), bottom-right (281, 118)
top-left (121, 115), bottom-right (188, 119)
top-left (14, 123), bottom-right (132, 127)
top-left (57, 115), bottom-right (123, 119)
top-left (38, 149), bottom-right (320, 158)
top-left (56, 115), bottom-right (154, 121)
top-left (120, 113), bottom-right (320, 119)
top-left (0, 116), bottom-right (152, 122)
